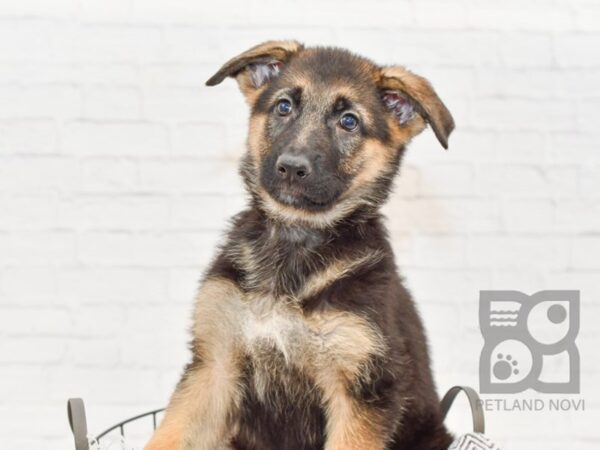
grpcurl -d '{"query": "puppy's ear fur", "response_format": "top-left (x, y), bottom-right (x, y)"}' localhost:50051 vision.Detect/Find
top-left (206, 40), bottom-right (303, 102)
top-left (378, 66), bottom-right (454, 149)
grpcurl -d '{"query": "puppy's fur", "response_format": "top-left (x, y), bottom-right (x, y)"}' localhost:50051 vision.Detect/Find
top-left (145, 41), bottom-right (455, 450)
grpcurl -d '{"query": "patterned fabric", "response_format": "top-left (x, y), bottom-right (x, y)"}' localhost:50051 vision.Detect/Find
top-left (449, 433), bottom-right (501, 450)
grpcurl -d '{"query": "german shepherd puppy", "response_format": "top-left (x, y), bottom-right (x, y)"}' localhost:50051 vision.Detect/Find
top-left (145, 40), bottom-right (455, 450)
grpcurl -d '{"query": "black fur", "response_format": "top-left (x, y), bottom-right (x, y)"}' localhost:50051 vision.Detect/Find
top-left (167, 43), bottom-right (455, 450)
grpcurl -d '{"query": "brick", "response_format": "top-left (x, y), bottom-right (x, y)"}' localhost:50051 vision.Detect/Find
top-left (0, 231), bottom-right (76, 266)
top-left (0, 62), bottom-right (82, 84)
top-left (580, 164), bottom-right (600, 197)
top-left (503, 199), bottom-right (554, 232)
top-left (0, 267), bottom-right (57, 304)
top-left (46, 367), bottom-right (163, 404)
top-left (139, 62), bottom-right (212, 87)
top-left (70, 305), bottom-right (125, 337)
top-left (74, 25), bottom-right (164, 62)
top-left (0, 307), bottom-right (71, 334)
top-left (0, 337), bottom-right (66, 363)
top-left (143, 86), bottom-right (246, 122)
top-left (77, 231), bottom-right (219, 267)
top-left (0, 1), bottom-right (78, 18)
top-left (572, 237), bottom-right (600, 269)
top-left (490, 270), bottom-right (547, 293)
top-left (121, 306), bottom-right (189, 368)
top-left (80, 159), bottom-right (138, 192)
top-left (80, 0), bottom-right (132, 22)
top-left (476, 68), bottom-right (559, 99)
top-left (84, 86), bottom-right (141, 119)
top-left (0, 84), bottom-right (82, 119)
top-left (556, 33), bottom-right (600, 68)
top-left (413, 1), bottom-right (469, 29)
top-left (172, 122), bottom-right (227, 157)
top-left (0, 120), bottom-right (57, 154)
top-left (57, 268), bottom-right (168, 304)
top-left (467, 236), bottom-right (570, 270)
top-left (0, 195), bottom-right (58, 230)
top-left (131, 0), bottom-right (252, 25)
top-left (68, 339), bottom-right (120, 367)
top-left (498, 33), bottom-right (554, 67)
top-left (168, 267), bottom-right (200, 304)
top-left (171, 194), bottom-right (230, 230)
top-left (388, 30), bottom-right (500, 66)
top-left (0, 405), bottom-right (69, 437)
top-left (555, 199), bottom-right (600, 232)
top-left (470, 98), bottom-right (575, 131)
top-left (58, 195), bottom-right (170, 230)
top-left (545, 133), bottom-right (600, 165)
top-left (0, 366), bottom-right (47, 403)
top-left (138, 159), bottom-right (243, 194)
top-left (0, 20), bottom-right (57, 61)
top-left (163, 27), bottom-right (221, 62)
top-left (418, 163), bottom-right (475, 196)
top-left (412, 235), bottom-right (468, 268)
top-left (573, 2), bottom-right (600, 32)
top-left (472, 164), bottom-right (549, 198)
top-left (81, 63), bottom-right (138, 84)
top-left (62, 121), bottom-right (169, 155)
top-left (404, 268), bottom-right (491, 304)
top-left (386, 198), bottom-right (501, 233)
top-left (578, 99), bottom-right (600, 132)
top-left (467, 1), bottom-right (574, 31)
top-left (0, 156), bottom-right (79, 193)
top-left (556, 69), bottom-right (600, 99)
top-left (492, 132), bottom-right (545, 164)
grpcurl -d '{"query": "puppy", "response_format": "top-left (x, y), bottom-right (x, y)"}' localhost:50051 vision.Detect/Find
top-left (145, 40), bottom-right (455, 450)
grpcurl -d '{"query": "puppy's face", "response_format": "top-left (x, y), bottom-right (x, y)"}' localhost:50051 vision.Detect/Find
top-left (207, 41), bottom-right (454, 228)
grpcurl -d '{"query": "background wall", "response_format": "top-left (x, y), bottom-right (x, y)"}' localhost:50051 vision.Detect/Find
top-left (0, 0), bottom-right (599, 448)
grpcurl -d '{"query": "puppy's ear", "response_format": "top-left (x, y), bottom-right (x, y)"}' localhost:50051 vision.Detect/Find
top-left (206, 40), bottom-right (303, 102)
top-left (378, 66), bottom-right (454, 149)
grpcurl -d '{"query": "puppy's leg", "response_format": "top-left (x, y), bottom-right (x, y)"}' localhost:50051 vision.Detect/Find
top-left (144, 278), bottom-right (245, 450)
top-left (322, 381), bottom-right (389, 450)
top-left (311, 313), bottom-right (395, 450)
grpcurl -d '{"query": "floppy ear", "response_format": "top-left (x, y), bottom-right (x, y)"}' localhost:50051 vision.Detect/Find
top-left (205, 40), bottom-right (303, 102)
top-left (378, 66), bottom-right (454, 149)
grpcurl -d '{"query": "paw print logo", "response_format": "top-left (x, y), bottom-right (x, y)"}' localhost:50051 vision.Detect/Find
top-left (493, 354), bottom-right (519, 380)
top-left (480, 290), bottom-right (580, 394)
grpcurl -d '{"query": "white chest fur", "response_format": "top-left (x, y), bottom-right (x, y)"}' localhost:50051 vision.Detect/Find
top-left (240, 295), bottom-right (321, 366)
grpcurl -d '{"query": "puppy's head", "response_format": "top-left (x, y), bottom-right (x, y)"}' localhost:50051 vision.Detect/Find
top-left (207, 41), bottom-right (454, 228)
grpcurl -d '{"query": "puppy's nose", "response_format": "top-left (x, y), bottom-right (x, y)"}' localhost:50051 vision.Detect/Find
top-left (276, 153), bottom-right (312, 180)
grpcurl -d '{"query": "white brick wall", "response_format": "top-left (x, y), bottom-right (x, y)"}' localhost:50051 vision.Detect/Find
top-left (0, 0), bottom-right (599, 448)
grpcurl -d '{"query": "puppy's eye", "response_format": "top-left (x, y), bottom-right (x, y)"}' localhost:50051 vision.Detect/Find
top-left (340, 113), bottom-right (359, 131)
top-left (276, 99), bottom-right (292, 116)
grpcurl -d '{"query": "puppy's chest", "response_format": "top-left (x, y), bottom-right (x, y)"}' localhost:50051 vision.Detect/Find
top-left (233, 294), bottom-right (383, 385)
top-left (239, 296), bottom-right (325, 368)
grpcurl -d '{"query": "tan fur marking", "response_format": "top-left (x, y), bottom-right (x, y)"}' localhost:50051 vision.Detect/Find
top-left (323, 390), bottom-right (387, 450)
top-left (307, 310), bottom-right (386, 378)
top-left (257, 186), bottom-right (363, 228)
top-left (145, 278), bottom-right (244, 450)
top-left (312, 315), bottom-right (387, 450)
top-left (296, 250), bottom-right (384, 301)
top-left (247, 113), bottom-right (268, 161)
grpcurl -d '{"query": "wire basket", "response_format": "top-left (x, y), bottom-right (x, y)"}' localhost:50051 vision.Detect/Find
top-left (68, 386), bottom-right (484, 449)
top-left (67, 399), bottom-right (164, 450)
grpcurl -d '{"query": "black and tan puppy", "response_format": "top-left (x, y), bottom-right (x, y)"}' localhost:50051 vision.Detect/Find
top-left (145, 40), bottom-right (454, 450)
